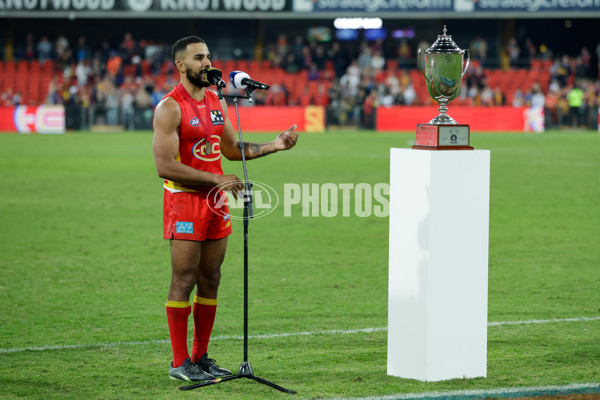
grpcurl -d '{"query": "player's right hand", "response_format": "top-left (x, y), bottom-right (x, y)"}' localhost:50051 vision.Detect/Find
top-left (218, 174), bottom-right (245, 199)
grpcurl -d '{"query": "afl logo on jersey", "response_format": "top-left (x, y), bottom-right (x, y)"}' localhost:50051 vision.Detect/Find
top-left (192, 135), bottom-right (221, 162)
top-left (190, 117), bottom-right (200, 127)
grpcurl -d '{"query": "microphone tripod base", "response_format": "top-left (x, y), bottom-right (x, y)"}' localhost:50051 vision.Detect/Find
top-left (179, 361), bottom-right (296, 394)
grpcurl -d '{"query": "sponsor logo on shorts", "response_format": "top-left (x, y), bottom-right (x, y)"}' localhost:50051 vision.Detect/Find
top-left (176, 221), bottom-right (194, 234)
top-left (223, 214), bottom-right (230, 221)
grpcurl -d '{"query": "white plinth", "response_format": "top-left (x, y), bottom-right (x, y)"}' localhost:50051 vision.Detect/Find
top-left (387, 148), bottom-right (490, 381)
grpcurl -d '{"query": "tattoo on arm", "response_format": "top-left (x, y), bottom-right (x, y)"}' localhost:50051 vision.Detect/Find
top-left (250, 142), bottom-right (264, 154)
top-left (241, 142), bottom-right (270, 159)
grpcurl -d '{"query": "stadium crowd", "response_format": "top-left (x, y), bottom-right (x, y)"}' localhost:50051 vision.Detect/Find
top-left (2, 31), bottom-right (600, 129)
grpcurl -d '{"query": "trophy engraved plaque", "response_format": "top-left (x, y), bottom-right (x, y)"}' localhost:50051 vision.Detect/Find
top-left (414, 26), bottom-right (473, 150)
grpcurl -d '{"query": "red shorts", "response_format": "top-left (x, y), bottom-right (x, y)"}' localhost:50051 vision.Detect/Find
top-left (163, 189), bottom-right (232, 241)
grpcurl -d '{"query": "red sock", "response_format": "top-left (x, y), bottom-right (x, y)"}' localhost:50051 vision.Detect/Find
top-left (191, 296), bottom-right (217, 363)
top-left (166, 300), bottom-right (191, 368)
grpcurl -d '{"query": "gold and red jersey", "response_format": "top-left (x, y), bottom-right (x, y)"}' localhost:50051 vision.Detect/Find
top-left (162, 84), bottom-right (226, 193)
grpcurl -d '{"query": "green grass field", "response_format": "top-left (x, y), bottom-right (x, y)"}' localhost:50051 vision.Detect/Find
top-left (0, 130), bottom-right (599, 400)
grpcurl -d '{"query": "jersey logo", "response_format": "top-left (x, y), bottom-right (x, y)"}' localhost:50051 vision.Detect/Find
top-left (190, 117), bottom-right (200, 126)
top-left (210, 110), bottom-right (224, 126)
top-left (192, 135), bottom-right (222, 162)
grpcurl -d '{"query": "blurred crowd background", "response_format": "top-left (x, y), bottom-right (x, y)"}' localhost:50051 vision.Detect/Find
top-left (1, 18), bottom-right (599, 130)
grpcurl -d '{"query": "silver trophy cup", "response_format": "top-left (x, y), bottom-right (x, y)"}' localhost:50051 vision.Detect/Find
top-left (418, 26), bottom-right (470, 125)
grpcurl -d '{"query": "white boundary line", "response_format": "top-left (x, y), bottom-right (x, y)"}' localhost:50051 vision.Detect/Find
top-left (1, 316), bottom-right (598, 355)
top-left (328, 383), bottom-right (600, 400)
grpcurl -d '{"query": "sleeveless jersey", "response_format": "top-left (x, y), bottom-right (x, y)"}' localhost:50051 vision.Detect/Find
top-left (163, 84), bottom-right (226, 193)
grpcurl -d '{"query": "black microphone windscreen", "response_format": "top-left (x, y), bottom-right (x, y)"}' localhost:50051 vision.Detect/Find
top-left (206, 68), bottom-right (223, 83)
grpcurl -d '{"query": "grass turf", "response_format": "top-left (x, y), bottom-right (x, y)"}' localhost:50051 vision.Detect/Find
top-left (0, 130), bottom-right (598, 399)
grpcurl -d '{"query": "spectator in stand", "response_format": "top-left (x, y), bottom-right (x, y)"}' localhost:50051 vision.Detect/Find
top-left (134, 81), bottom-right (153, 108)
top-left (417, 39), bottom-right (429, 55)
top-left (596, 41), bottom-right (600, 79)
top-left (151, 81), bottom-right (168, 107)
top-left (296, 86), bottom-right (313, 107)
top-left (75, 36), bottom-right (90, 62)
top-left (45, 77), bottom-right (60, 105)
top-left (120, 32), bottom-right (137, 65)
top-left (469, 35), bottom-right (488, 64)
top-left (12, 91), bottom-right (23, 105)
top-left (579, 47), bottom-right (592, 76)
top-left (361, 90), bottom-right (378, 129)
top-left (307, 63), bottom-right (320, 81)
top-left (467, 65), bottom-right (487, 91)
top-left (507, 37), bottom-right (520, 68)
top-left (385, 71), bottom-right (401, 99)
top-left (378, 86), bottom-right (395, 107)
top-left (37, 36), bottom-right (53, 64)
top-left (283, 53), bottom-right (299, 74)
top-left (457, 83), bottom-right (469, 105)
top-left (583, 80), bottom-right (598, 128)
top-left (106, 50), bottom-right (122, 77)
top-left (468, 85), bottom-right (481, 106)
top-left (574, 55), bottom-right (589, 79)
top-left (276, 34), bottom-right (288, 61)
top-left (75, 60), bottom-right (91, 86)
top-left (23, 33), bottom-right (35, 60)
top-left (252, 88), bottom-right (268, 106)
top-left (371, 50), bottom-right (385, 70)
top-left (558, 55), bottom-right (572, 86)
top-left (1, 88), bottom-right (14, 106)
top-left (55, 34), bottom-right (70, 61)
top-left (492, 87), bottom-right (505, 106)
top-left (120, 87), bottom-right (135, 130)
top-left (402, 82), bottom-right (417, 105)
top-left (480, 84), bottom-right (494, 106)
top-left (266, 83), bottom-right (287, 106)
top-left (522, 39), bottom-right (536, 68)
top-left (556, 87), bottom-right (571, 127)
top-left (313, 83), bottom-right (330, 106)
top-left (357, 43), bottom-right (372, 70)
top-left (544, 87), bottom-right (561, 129)
top-left (397, 39), bottom-right (412, 69)
top-left (512, 88), bottom-right (525, 107)
top-left (340, 62), bottom-right (360, 99)
top-left (313, 45), bottom-right (327, 70)
top-left (326, 42), bottom-right (347, 78)
top-left (300, 46), bottom-right (312, 70)
top-left (104, 79), bottom-right (120, 125)
top-left (538, 44), bottom-right (552, 60)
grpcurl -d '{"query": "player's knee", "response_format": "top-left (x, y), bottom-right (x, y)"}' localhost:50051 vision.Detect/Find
top-left (172, 271), bottom-right (197, 292)
top-left (202, 269), bottom-right (221, 291)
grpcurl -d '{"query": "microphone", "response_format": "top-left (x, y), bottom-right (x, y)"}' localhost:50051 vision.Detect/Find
top-left (228, 71), bottom-right (270, 91)
top-left (206, 68), bottom-right (226, 88)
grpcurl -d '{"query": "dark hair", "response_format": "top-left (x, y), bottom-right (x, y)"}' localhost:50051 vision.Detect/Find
top-left (171, 36), bottom-right (205, 65)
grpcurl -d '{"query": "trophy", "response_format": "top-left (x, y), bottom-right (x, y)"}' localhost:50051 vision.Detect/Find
top-left (414, 26), bottom-right (473, 150)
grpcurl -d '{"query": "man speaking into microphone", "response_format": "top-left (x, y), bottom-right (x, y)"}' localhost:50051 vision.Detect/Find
top-left (152, 36), bottom-right (298, 383)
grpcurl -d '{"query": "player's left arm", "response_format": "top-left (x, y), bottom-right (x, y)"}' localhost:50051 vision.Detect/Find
top-left (219, 98), bottom-right (298, 161)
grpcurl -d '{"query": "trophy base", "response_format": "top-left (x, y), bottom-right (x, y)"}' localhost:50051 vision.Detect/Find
top-left (413, 124), bottom-right (473, 150)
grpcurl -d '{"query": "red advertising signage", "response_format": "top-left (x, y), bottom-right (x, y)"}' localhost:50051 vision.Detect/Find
top-left (0, 105), bottom-right (65, 134)
top-left (377, 106), bottom-right (528, 132)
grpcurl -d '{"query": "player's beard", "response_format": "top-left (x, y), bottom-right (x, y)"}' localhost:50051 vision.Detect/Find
top-left (186, 68), bottom-right (211, 88)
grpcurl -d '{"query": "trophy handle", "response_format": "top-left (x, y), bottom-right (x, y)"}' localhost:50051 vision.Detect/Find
top-left (417, 48), bottom-right (432, 84)
top-left (461, 49), bottom-right (471, 78)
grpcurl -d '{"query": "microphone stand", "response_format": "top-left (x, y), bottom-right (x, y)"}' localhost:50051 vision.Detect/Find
top-left (179, 86), bottom-right (296, 395)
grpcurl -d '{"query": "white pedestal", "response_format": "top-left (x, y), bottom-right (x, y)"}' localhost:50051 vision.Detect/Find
top-left (387, 149), bottom-right (490, 381)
